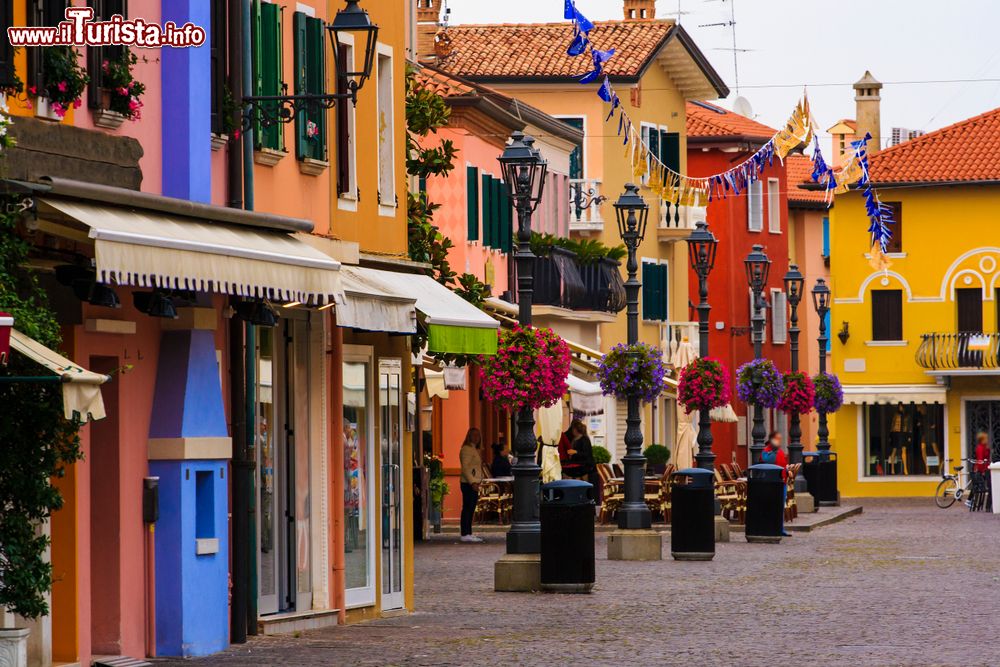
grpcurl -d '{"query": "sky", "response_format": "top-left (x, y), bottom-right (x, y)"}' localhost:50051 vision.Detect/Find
top-left (444, 0), bottom-right (1000, 147)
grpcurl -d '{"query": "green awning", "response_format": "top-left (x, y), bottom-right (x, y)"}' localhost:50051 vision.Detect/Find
top-left (428, 324), bottom-right (497, 356)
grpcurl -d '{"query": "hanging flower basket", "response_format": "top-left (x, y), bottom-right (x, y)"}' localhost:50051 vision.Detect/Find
top-left (478, 325), bottom-right (570, 412)
top-left (736, 359), bottom-right (784, 409)
top-left (813, 372), bottom-right (844, 414)
top-left (677, 357), bottom-right (731, 414)
top-left (597, 342), bottom-right (668, 404)
top-left (779, 371), bottom-right (815, 415)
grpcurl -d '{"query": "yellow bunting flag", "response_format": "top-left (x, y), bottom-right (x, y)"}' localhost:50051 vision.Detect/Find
top-left (868, 241), bottom-right (891, 272)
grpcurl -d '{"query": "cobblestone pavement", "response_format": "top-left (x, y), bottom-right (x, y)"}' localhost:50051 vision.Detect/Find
top-left (160, 499), bottom-right (1000, 667)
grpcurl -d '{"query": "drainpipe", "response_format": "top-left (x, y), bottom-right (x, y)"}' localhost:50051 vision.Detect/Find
top-left (329, 318), bottom-right (346, 623)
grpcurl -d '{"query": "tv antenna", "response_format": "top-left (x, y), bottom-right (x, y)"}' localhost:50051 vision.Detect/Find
top-left (698, 0), bottom-right (741, 94)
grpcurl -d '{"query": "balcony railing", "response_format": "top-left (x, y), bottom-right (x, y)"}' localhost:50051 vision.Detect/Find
top-left (916, 333), bottom-right (1000, 371)
top-left (569, 178), bottom-right (605, 232)
top-left (507, 249), bottom-right (626, 314)
top-left (657, 200), bottom-right (707, 241)
top-left (662, 321), bottom-right (701, 360)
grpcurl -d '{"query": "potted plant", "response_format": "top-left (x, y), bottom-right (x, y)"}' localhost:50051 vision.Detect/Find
top-left (677, 357), bottom-right (731, 414)
top-left (779, 371), bottom-right (815, 415)
top-left (736, 358), bottom-right (784, 409)
top-left (0, 96), bottom-right (14, 153)
top-left (812, 372), bottom-right (844, 414)
top-left (213, 84), bottom-right (241, 150)
top-left (643, 444), bottom-right (671, 474)
top-left (478, 325), bottom-right (571, 412)
top-left (592, 445), bottom-right (612, 465)
top-left (424, 454), bottom-right (448, 533)
top-left (598, 342), bottom-right (668, 404)
top-left (96, 48), bottom-right (145, 129)
top-left (35, 46), bottom-right (88, 121)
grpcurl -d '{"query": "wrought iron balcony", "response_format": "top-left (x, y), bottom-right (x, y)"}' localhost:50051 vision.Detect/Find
top-left (507, 248), bottom-right (626, 314)
top-left (657, 200), bottom-right (707, 242)
top-left (569, 178), bottom-right (606, 233)
top-left (916, 332), bottom-right (1000, 372)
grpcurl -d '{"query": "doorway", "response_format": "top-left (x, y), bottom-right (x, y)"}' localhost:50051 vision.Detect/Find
top-left (966, 400), bottom-right (1000, 461)
top-left (89, 356), bottom-right (121, 654)
top-left (379, 359), bottom-right (405, 610)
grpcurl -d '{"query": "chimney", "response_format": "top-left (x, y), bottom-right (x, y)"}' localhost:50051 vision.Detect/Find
top-left (624, 0), bottom-right (656, 20)
top-left (416, 0), bottom-right (442, 63)
top-left (853, 70), bottom-right (883, 153)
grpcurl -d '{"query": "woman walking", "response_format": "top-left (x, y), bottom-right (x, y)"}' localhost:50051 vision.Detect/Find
top-left (459, 428), bottom-right (486, 543)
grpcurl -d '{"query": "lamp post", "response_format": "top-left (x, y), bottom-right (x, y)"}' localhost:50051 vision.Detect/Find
top-left (241, 0), bottom-right (379, 130)
top-left (783, 264), bottom-right (808, 491)
top-left (613, 184), bottom-right (651, 530)
top-left (498, 131), bottom-right (548, 554)
top-left (686, 221), bottom-right (718, 471)
top-left (744, 244), bottom-right (771, 464)
top-left (812, 278), bottom-right (832, 458)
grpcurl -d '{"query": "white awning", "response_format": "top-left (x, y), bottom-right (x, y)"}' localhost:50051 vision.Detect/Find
top-left (336, 266), bottom-right (417, 334)
top-left (842, 384), bottom-right (948, 406)
top-left (567, 374), bottom-right (604, 415)
top-left (38, 198), bottom-right (343, 305)
top-left (9, 329), bottom-right (109, 422)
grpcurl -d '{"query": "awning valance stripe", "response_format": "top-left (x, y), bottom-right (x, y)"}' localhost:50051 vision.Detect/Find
top-left (337, 266), bottom-right (417, 334)
top-left (842, 384), bottom-right (948, 406)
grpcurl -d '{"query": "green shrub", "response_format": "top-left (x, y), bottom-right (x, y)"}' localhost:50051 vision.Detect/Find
top-left (592, 445), bottom-right (612, 464)
top-left (643, 444), bottom-right (671, 466)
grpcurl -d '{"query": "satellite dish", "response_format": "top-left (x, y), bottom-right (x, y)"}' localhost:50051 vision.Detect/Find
top-left (732, 96), bottom-right (753, 118)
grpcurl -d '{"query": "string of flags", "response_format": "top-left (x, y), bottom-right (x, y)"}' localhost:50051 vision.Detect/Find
top-left (561, 0), bottom-right (895, 269)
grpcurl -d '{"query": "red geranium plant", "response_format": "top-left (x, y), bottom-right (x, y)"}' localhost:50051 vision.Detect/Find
top-left (677, 357), bottom-right (731, 414)
top-left (478, 325), bottom-right (570, 412)
top-left (778, 371), bottom-right (815, 415)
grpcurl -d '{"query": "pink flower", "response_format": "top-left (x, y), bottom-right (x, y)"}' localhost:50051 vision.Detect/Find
top-left (72, 98), bottom-right (81, 109)
top-left (57, 81), bottom-right (67, 93)
top-left (102, 59), bottom-right (110, 73)
top-left (51, 101), bottom-right (66, 118)
top-left (27, 86), bottom-right (36, 95)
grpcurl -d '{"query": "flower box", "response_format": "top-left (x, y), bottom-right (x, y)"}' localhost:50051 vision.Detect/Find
top-left (93, 107), bottom-right (125, 130)
top-left (211, 133), bottom-right (229, 151)
top-left (34, 96), bottom-right (62, 122)
top-left (298, 157), bottom-right (329, 177)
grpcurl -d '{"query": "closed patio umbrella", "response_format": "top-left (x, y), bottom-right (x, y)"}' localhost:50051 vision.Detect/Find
top-left (670, 338), bottom-right (697, 470)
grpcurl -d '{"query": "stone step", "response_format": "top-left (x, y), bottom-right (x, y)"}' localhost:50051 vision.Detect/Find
top-left (92, 656), bottom-right (152, 667)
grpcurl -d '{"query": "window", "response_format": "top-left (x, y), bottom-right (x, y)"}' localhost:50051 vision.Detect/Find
top-left (822, 216), bottom-right (830, 259)
top-left (466, 165), bottom-right (479, 242)
top-left (293, 11), bottom-right (327, 162)
top-left (252, 0), bottom-right (284, 152)
top-left (195, 470), bottom-right (215, 539)
top-left (824, 310), bottom-right (831, 353)
top-left (209, 0), bottom-right (227, 135)
top-left (767, 178), bottom-right (780, 233)
top-left (641, 261), bottom-right (668, 321)
top-left (747, 180), bottom-right (763, 231)
top-left (0, 0), bottom-right (17, 91)
top-left (749, 289), bottom-right (768, 344)
top-left (864, 404), bottom-right (944, 476)
top-left (871, 289), bottom-right (903, 341)
top-left (640, 123), bottom-right (659, 185)
top-left (343, 358), bottom-right (375, 605)
top-left (659, 129), bottom-right (680, 174)
top-left (771, 289), bottom-right (787, 344)
top-left (559, 116), bottom-right (585, 180)
top-left (27, 0), bottom-right (67, 90)
top-left (884, 202), bottom-right (902, 253)
top-left (335, 40), bottom-right (356, 199)
top-left (376, 49), bottom-right (395, 211)
top-left (87, 0), bottom-right (127, 110)
top-left (956, 288), bottom-right (983, 333)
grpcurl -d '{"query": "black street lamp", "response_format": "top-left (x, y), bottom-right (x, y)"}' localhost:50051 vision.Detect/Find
top-left (613, 184), bottom-right (652, 530)
top-left (812, 278), bottom-right (832, 459)
top-left (498, 131), bottom-right (548, 554)
top-left (783, 264), bottom-right (809, 491)
top-left (744, 244), bottom-right (771, 465)
top-left (243, 0), bottom-right (379, 129)
top-left (686, 220), bottom-right (718, 471)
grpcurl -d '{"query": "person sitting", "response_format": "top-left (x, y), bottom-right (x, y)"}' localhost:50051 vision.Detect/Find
top-left (490, 443), bottom-right (512, 478)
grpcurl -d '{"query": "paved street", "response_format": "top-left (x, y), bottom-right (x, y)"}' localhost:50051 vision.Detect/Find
top-left (161, 499), bottom-right (1000, 667)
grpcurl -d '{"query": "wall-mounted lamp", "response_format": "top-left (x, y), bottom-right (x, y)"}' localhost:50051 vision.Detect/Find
top-left (838, 321), bottom-right (850, 345)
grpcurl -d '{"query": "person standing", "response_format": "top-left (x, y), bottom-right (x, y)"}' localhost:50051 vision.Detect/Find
top-left (973, 432), bottom-right (992, 511)
top-left (459, 428), bottom-right (485, 543)
top-left (569, 420), bottom-right (599, 489)
top-left (761, 431), bottom-right (790, 536)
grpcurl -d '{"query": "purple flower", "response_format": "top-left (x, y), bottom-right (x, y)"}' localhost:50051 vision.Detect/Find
top-left (598, 342), bottom-right (668, 403)
top-left (812, 372), bottom-right (844, 414)
top-left (736, 359), bottom-right (784, 409)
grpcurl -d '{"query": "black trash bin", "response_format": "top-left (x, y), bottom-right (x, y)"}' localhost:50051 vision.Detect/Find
top-left (540, 479), bottom-right (595, 593)
top-left (670, 468), bottom-right (715, 561)
top-left (816, 451), bottom-right (839, 506)
top-left (802, 451), bottom-right (820, 501)
top-left (745, 464), bottom-right (785, 544)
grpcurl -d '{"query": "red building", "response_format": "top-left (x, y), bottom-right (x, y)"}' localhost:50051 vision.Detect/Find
top-left (686, 101), bottom-right (792, 467)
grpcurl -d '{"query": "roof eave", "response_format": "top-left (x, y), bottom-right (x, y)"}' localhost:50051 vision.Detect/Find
top-left (687, 133), bottom-right (773, 147)
top-left (666, 24), bottom-right (730, 99)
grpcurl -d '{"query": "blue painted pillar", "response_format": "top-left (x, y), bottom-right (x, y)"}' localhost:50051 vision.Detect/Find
top-left (161, 0), bottom-right (212, 202)
top-left (148, 312), bottom-right (231, 656)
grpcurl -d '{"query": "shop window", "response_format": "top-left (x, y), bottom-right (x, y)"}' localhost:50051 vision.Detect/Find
top-left (293, 11), bottom-right (327, 162)
top-left (871, 289), bottom-right (903, 341)
top-left (747, 180), bottom-right (763, 231)
top-left (864, 403), bottom-right (943, 476)
top-left (343, 359), bottom-right (373, 604)
top-left (252, 0), bottom-right (284, 152)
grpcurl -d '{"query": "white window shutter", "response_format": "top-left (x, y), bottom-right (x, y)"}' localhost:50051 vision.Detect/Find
top-left (748, 181), bottom-right (763, 231)
top-left (767, 178), bottom-right (780, 232)
top-left (772, 290), bottom-right (787, 344)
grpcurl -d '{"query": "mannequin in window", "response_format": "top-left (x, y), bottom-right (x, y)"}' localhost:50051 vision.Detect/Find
top-left (916, 405), bottom-right (941, 475)
top-left (889, 403), bottom-right (912, 475)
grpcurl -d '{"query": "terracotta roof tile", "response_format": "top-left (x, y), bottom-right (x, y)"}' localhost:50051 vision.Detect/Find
top-left (685, 101), bottom-right (776, 141)
top-left (411, 66), bottom-right (478, 98)
top-left (786, 155), bottom-right (827, 204)
top-left (869, 106), bottom-right (1000, 184)
top-left (434, 21), bottom-right (674, 80)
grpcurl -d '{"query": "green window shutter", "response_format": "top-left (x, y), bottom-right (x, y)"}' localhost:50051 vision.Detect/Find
top-left (642, 262), bottom-right (653, 320)
top-left (492, 178), bottom-right (503, 251)
top-left (307, 16), bottom-right (327, 161)
top-left (481, 173), bottom-right (493, 247)
top-left (259, 1), bottom-right (282, 151)
top-left (658, 264), bottom-right (669, 321)
top-left (502, 188), bottom-right (513, 253)
top-left (293, 11), bottom-right (308, 160)
top-left (662, 131), bottom-right (681, 174)
top-left (466, 166), bottom-right (479, 241)
top-left (251, 0), bottom-right (263, 149)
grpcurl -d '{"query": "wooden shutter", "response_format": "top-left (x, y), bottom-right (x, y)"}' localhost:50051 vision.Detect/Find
top-left (335, 43), bottom-right (351, 194)
top-left (258, 1), bottom-right (282, 151)
top-left (772, 291), bottom-right (787, 344)
top-left (501, 187), bottom-right (513, 253)
top-left (641, 262), bottom-right (654, 320)
top-left (481, 173), bottom-right (493, 247)
top-left (871, 289), bottom-right (903, 341)
top-left (748, 181), bottom-right (763, 231)
top-left (957, 288), bottom-right (983, 333)
top-left (251, 0), bottom-right (263, 149)
top-left (643, 262), bottom-right (665, 321)
top-left (646, 127), bottom-right (659, 181)
top-left (293, 11), bottom-right (309, 160)
top-left (885, 202), bottom-right (902, 253)
top-left (491, 178), bottom-right (503, 250)
top-left (822, 216), bottom-right (830, 258)
top-left (767, 179), bottom-right (780, 232)
top-left (210, 0), bottom-right (226, 135)
top-left (308, 17), bottom-right (326, 160)
top-left (0, 0), bottom-right (14, 91)
top-left (661, 131), bottom-right (680, 174)
top-left (466, 166), bottom-right (479, 241)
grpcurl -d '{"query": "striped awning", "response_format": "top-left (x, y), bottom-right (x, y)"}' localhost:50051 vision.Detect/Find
top-left (842, 384), bottom-right (948, 405)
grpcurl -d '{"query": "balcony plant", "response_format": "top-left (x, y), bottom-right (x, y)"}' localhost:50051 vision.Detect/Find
top-left (677, 357), bottom-right (731, 414)
top-left (779, 371), bottom-right (815, 415)
top-left (478, 325), bottom-right (570, 412)
top-left (736, 359), bottom-right (784, 409)
top-left (97, 49), bottom-right (145, 128)
top-left (812, 372), bottom-right (844, 414)
top-left (643, 443), bottom-right (671, 474)
top-left (0, 96), bottom-right (14, 152)
top-left (35, 46), bottom-right (88, 120)
top-left (598, 342), bottom-right (668, 403)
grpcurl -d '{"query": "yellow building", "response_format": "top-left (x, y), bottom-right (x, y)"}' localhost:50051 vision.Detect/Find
top-left (829, 106), bottom-right (1000, 497)
top-left (418, 0), bottom-right (728, 455)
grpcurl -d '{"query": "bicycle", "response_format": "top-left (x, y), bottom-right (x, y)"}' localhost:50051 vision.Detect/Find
top-left (935, 458), bottom-right (976, 508)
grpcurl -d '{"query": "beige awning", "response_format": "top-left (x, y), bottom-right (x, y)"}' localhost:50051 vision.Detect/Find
top-left (842, 384), bottom-right (948, 406)
top-left (37, 198), bottom-right (343, 305)
top-left (336, 266), bottom-right (417, 334)
top-left (10, 329), bottom-right (109, 422)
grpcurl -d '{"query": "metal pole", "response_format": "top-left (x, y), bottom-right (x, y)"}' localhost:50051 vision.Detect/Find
top-left (617, 214), bottom-right (651, 530)
top-left (788, 294), bottom-right (809, 492)
top-left (750, 288), bottom-right (766, 464)
top-left (817, 308), bottom-right (831, 457)
top-left (506, 197), bottom-right (541, 555)
top-left (694, 267), bottom-right (714, 471)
